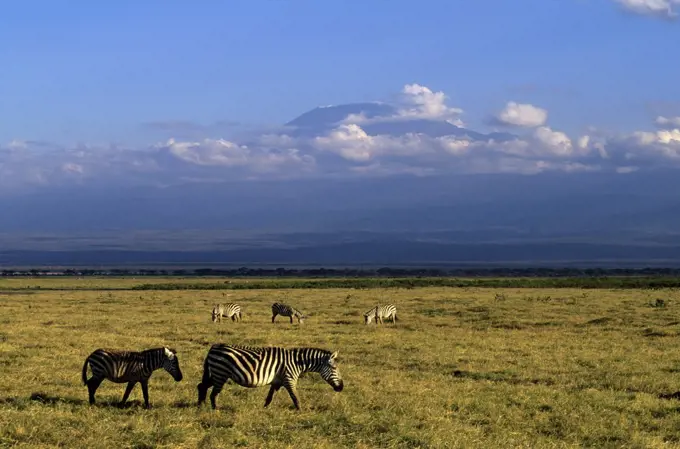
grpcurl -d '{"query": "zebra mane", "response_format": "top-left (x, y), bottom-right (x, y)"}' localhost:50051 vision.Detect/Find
top-left (292, 347), bottom-right (336, 358)
top-left (214, 344), bottom-right (334, 358)
top-left (142, 347), bottom-right (176, 357)
top-left (364, 306), bottom-right (378, 315)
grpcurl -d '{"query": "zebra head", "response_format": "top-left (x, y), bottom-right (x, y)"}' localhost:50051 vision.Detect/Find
top-left (163, 347), bottom-right (183, 382)
top-left (364, 309), bottom-right (375, 325)
top-left (319, 351), bottom-right (344, 392)
top-left (211, 305), bottom-right (220, 322)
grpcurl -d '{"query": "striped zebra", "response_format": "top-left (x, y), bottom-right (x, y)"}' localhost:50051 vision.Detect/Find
top-left (271, 302), bottom-right (306, 324)
top-left (212, 303), bottom-right (242, 323)
top-left (364, 304), bottom-right (398, 324)
top-left (197, 344), bottom-right (343, 410)
top-left (81, 347), bottom-right (183, 408)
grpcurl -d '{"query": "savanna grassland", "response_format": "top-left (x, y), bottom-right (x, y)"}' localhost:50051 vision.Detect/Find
top-left (3, 277), bottom-right (680, 448)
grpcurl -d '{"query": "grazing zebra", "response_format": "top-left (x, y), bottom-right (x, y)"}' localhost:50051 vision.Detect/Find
top-left (197, 344), bottom-right (343, 410)
top-left (212, 303), bottom-right (242, 323)
top-left (81, 347), bottom-right (183, 408)
top-left (271, 302), bottom-right (306, 324)
top-left (364, 304), bottom-right (398, 324)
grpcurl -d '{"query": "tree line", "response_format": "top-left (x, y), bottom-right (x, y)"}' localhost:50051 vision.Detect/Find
top-left (4, 266), bottom-right (680, 278)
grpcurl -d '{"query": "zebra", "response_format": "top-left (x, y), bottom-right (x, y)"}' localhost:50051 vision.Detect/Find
top-left (271, 302), bottom-right (306, 324)
top-left (81, 347), bottom-right (183, 408)
top-left (364, 304), bottom-right (398, 324)
top-left (197, 344), bottom-right (343, 410)
top-left (212, 303), bottom-right (242, 323)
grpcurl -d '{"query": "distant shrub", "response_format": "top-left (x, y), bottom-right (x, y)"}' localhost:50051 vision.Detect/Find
top-left (129, 276), bottom-right (680, 291)
top-left (651, 298), bottom-right (668, 308)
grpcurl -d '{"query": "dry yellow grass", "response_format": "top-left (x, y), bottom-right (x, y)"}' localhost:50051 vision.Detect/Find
top-left (2, 281), bottom-right (680, 448)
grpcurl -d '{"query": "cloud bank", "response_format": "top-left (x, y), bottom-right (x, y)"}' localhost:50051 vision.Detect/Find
top-left (614, 0), bottom-right (680, 19)
top-left (3, 82), bottom-right (680, 191)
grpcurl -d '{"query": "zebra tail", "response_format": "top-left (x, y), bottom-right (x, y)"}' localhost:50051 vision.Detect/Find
top-left (201, 355), bottom-right (211, 384)
top-left (81, 358), bottom-right (89, 385)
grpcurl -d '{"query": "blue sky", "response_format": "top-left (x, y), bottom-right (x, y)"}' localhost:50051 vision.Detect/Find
top-left (1, 0), bottom-right (679, 189)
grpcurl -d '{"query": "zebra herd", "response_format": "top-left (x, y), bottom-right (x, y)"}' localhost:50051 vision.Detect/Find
top-left (212, 301), bottom-right (397, 327)
top-left (80, 300), bottom-right (396, 410)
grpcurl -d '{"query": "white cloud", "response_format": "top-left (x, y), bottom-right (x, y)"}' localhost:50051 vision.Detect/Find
top-left (615, 0), bottom-right (680, 18)
top-left (309, 122), bottom-right (587, 176)
top-left (628, 128), bottom-right (680, 159)
top-left (340, 83), bottom-right (466, 128)
top-left (656, 116), bottom-right (680, 128)
top-left (312, 124), bottom-right (430, 162)
top-left (495, 102), bottom-right (548, 127)
top-left (533, 127), bottom-right (574, 156)
top-left (398, 83), bottom-right (464, 121)
top-left (158, 138), bottom-right (314, 173)
top-left (576, 124), bottom-right (680, 169)
top-left (61, 163), bottom-right (84, 174)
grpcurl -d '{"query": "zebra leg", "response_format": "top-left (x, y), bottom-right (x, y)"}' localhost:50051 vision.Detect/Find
top-left (120, 381), bottom-right (137, 406)
top-left (209, 384), bottom-right (223, 410)
top-left (264, 382), bottom-right (282, 408)
top-left (87, 377), bottom-right (104, 405)
top-left (283, 378), bottom-right (301, 410)
top-left (197, 364), bottom-right (212, 406)
top-left (290, 315), bottom-right (294, 324)
top-left (197, 382), bottom-right (209, 406)
top-left (140, 379), bottom-right (151, 409)
top-left (272, 313), bottom-right (277, 323)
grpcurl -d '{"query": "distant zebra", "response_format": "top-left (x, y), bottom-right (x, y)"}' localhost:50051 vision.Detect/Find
top-left (271, 302), bottom-right (306, 324)
top-left (81, 347), bottom-right (183, 408)
top-left (364, 304), bottom-right (398, 324)
top-left (197, 344), bottom-right (343, 410)
top-left (212, 303), bottom-right (242, 323)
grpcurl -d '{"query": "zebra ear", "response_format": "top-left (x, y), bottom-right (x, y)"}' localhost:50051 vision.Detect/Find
top-left (330, 351), bottom-right (338, 360)
top-left (164, 347), bottom-right (175, 359)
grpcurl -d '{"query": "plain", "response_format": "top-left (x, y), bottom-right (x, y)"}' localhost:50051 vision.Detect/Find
top-left (2, 278), bottom-right (680, 448)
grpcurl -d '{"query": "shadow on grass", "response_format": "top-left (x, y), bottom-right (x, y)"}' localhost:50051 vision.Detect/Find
top-left (172, 399), bottom-right (197, 409)
top-left (0, 392), bottom-right (181, 409)
top-left (0, 393), bottom-right (87, 407)
top-left (451, 370), bottom-right (556, 386)
top-left (659, 391), bottom-right (680, 400)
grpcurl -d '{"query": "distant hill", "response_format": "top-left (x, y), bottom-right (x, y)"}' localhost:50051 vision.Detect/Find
top-left (4, 170), bottom-right (680, 267)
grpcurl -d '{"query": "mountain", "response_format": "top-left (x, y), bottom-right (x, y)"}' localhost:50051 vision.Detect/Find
top-left (284, 102), bottom-right (516, 141)
top-left (285, 102), bottom-right (396, 131)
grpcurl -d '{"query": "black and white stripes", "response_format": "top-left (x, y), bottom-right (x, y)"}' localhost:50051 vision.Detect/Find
top-left (364, 304), bottom-right (398, 324)
top-left (197, 344), bottom-right (343, 410)
top-left (271, 302), bottom-right (306, 324)
top-left (212, 302), bottom-right (242, 323)
top-left (76, 294), bottom-right (403, 409)
top-left (81, 347), bottom-right (183, 408)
